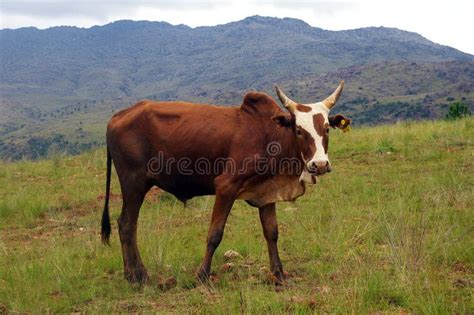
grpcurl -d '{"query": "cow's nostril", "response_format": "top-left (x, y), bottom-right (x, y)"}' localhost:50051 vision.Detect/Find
top-left (308, 162), bottom-right (318, 173)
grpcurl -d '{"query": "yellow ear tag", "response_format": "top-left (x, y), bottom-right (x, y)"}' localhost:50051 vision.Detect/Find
top-left (341, 119), bottom-right (346, 126)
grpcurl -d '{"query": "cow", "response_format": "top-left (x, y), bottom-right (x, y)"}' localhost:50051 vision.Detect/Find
top-left (101, 81), bottom-right (350, 285)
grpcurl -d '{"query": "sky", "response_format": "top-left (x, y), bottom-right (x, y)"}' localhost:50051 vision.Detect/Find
top-left (1, 0), bottom-right (473, 54)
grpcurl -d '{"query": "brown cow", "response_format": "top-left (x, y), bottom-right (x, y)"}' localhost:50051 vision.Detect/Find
top-left (101, 81), bottom-right (350, 284)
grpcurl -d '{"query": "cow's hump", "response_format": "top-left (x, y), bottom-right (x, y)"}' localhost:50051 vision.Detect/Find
top-left (240, 92), bottom-right (281, 117)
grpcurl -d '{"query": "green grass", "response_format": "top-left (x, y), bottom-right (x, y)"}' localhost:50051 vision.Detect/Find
top-left (0, 118), bottom-right (473, 313)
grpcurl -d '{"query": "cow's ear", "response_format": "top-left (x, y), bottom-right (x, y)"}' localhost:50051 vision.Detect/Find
top-left (329, 114), bottom-right (352, 130)
top-left (272, 113), bottom-right (293, 128)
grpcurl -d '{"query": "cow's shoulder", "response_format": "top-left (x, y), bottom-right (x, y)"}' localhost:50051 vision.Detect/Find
top-left (240, 91), bottom-right (281, 117)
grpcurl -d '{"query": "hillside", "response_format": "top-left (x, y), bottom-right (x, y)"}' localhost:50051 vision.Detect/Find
top-left (0, 118), bottom-right (472, 313)
top-left (1, 16), bottom-right (471, 99)
top-left (1, 60), bottom-right (473, 160)
top-left (0, 16), bottom-right (473, 160)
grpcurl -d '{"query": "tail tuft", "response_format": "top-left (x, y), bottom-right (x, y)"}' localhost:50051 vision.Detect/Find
top-left (101, 147), bottom-right (112, 245)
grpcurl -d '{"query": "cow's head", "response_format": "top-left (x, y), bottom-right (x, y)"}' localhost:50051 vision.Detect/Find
top-left (273, 81), bottom-right (351, 182)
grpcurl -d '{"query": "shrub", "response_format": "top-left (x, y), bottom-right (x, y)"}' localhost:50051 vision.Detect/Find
top-left (445, 101), bottom-right (471, 120)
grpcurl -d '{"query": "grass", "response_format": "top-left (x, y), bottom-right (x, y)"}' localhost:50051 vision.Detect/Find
top-left (0, 118), bottom-right (473, 313)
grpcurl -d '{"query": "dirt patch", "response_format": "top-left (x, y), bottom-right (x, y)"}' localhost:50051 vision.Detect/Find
top-left (1, 197), bottom-right (103, 249)
top-left (116, 301), bottom-right (142, 312)
top-left (157, 276), bottom-right (177, 291)
top-left (96, 187), bottom-right (162, 203)
top-left (146, 187), bottom-right (162, 202)
top-left (453, 278), bottom-right (472, 288)
top-left (2, 219), bottom-right (87, 249)
top-left (451, 261), bottom-right (473, 289)
top-left (2, 187), bottom-right (167, 249)
top-left (0, 302), bottom-right (9, 315)
top-left (284, 295), bottom-right (317, 312)
top-left (96, 192), bottom-right (122, 202)
top-left (452, 261), bottom-right (472, 274)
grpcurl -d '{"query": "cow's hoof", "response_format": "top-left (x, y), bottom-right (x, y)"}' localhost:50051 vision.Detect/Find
top-left (272, 274), bottom-right (285, 286)
top-left (125, 269), bottom-right (150, 284)
top-left (260, 267), bottom-right (287, 286)
top-left (196, 269), bottom-right (213, 284)
top-left (196, 272), bottom-right (209, 283)
top-left (274, 269), bottom-right (289, 283)
top-left (274, 270), bottom-right (290, 286)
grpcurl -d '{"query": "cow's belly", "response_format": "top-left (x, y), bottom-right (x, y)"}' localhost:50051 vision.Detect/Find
top-left (148, 173), bottom-right (216, 202)
top-left (237, 175), bottom-right (306, 208)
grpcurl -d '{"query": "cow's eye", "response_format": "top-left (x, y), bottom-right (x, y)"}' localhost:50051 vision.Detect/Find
top-left (296, 129), bottom-right (303, 137)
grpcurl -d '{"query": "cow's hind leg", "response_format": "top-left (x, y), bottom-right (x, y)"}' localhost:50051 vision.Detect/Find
top-left (259, 203), bottom-right (285, 284)
top-left (118, 180), bottom-right (151, 284)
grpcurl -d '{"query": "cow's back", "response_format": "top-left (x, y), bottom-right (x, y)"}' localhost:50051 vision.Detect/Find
top-left (108, 100), bottom-right (241, 161)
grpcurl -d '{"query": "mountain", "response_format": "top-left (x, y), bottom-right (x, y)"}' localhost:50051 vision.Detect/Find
top-left (0, 16), bottom-right (473, 160)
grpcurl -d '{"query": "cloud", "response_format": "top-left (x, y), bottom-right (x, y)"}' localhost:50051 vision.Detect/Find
top-left (0, 0), bottom-right (473, 54)
top-left (256, 0), bottom-right (355, 14)
top-left (0, 0), bottom-right (353, 20)
top-left (0, 0), bottom-right (223, 19)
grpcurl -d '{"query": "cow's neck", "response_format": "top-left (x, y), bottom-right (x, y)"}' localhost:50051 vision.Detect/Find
top-left (236, 124), bottom-right (308, 207)
top-left (273, 124), bottom-right (305, 173)
top-left (273, 123), bottom-right (316, 184)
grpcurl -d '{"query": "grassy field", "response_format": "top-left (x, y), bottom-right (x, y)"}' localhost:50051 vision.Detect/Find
top-left (0, 118), bottom-right (473, 313)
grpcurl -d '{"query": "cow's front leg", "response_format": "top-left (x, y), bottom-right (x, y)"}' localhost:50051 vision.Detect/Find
top-left (259, 203), bottom-right (285, 284)
top-left (197, 181), bottom-right (237, 282)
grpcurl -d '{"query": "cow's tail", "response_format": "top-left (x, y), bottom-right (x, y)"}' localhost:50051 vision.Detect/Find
top-left (101, 146), bottom-right (112, 245)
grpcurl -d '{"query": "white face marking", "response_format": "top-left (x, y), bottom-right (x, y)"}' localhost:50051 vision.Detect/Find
top-left (294, 102), bottom-right (330, 170)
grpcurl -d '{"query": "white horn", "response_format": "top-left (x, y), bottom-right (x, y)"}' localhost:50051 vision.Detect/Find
top-left (275, 85), bottom-right (297, 113)
top-left (322, 80), bottom-right (344, 109)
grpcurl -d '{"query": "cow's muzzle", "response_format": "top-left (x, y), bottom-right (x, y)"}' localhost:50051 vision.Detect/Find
top-left (308, 160), bottom-right (331, 176)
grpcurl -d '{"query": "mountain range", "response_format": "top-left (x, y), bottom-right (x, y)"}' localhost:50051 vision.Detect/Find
top-left (0, 15), bottom-right (473, 160)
